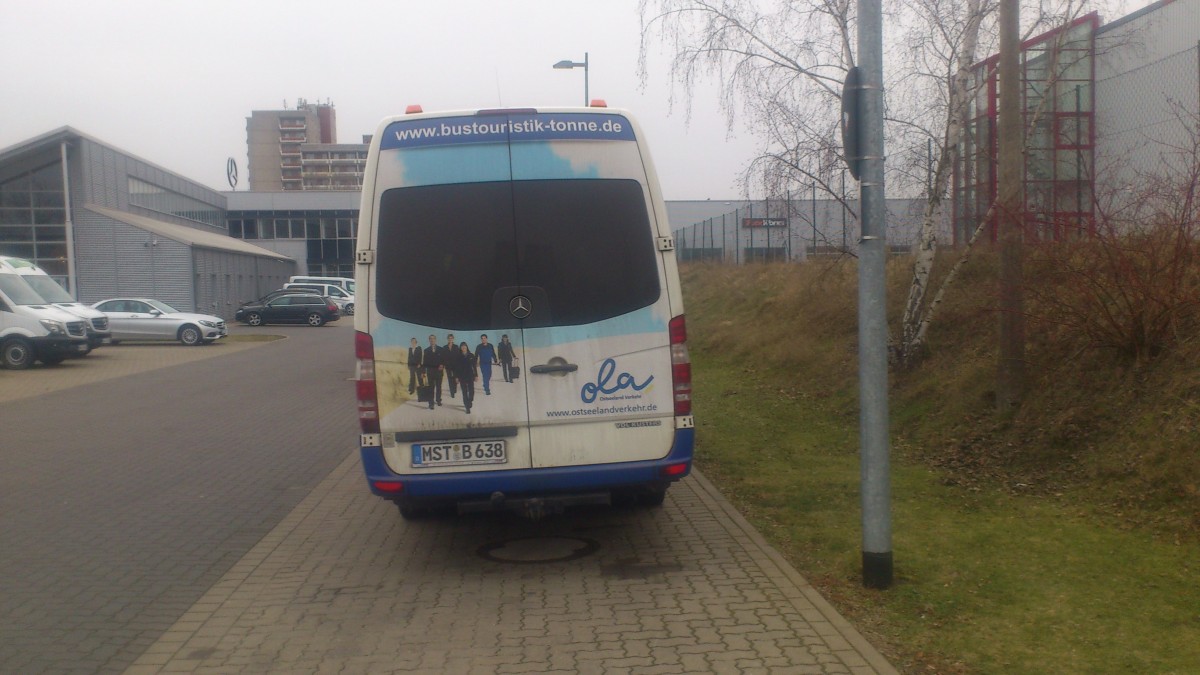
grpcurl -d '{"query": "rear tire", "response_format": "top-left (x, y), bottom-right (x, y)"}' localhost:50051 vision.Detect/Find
top-left (344, 303), bottom-right (354, 316)
top-left (307, 312), bottom-right (325, 327)
top-left (1, 338), bottom-right (35, 370)
top-left (644, 487), bottom-right (668, 507)
top-left (396, 500), bottom-right (426, 520)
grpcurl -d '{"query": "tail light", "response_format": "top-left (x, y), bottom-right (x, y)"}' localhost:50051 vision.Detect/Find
top-left (669, 315), bottom-right (692, 415)
top-left (661, 462), bottom-right (689, 477)
top-left (355, 331), bottom-right (380, 433)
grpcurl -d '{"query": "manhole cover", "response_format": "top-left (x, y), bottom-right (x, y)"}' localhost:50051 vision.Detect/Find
top-left (478, 535), bottom-right (599, 564)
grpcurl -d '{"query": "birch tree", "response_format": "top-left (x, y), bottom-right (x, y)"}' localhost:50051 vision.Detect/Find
top-left (639, 0), bottom-right (1093, 368)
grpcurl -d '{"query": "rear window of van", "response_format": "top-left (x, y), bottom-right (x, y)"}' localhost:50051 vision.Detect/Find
top-left (375, 178), bottom-right (660, 330)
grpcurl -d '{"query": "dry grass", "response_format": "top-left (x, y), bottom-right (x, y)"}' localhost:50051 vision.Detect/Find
top-left (681, 255), bottom-right (1200, 673)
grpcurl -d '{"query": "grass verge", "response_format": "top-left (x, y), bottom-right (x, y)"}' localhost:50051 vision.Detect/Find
top-left (684, 262), bottom-right (1199, 674)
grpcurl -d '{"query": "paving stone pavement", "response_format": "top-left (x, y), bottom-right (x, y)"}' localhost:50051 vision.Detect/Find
top-left (1, 326), bottom-right (898, 674)
top-left (0, 338), bottom-right (267, 404)
top-left (125, 450), bottom-right (898, 674)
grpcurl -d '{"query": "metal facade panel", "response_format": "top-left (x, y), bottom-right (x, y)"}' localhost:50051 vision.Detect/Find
top-left (75, 137), bottom-right (226, 214)
top-left (72, 208), bottom-right (120, 303)
top-left (109, 222), bottom-right (194, 308)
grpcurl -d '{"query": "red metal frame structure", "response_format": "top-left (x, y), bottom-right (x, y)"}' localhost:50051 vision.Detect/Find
top-left (953, 12), bottom-right (1100, 244)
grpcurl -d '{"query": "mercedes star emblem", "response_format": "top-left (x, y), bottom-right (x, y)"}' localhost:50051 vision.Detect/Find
top-left (509, 295), bottom-right (532, 319)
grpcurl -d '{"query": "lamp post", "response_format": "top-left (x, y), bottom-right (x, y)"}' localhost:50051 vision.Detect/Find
top-left (552, 52), bottom-right (589, 105)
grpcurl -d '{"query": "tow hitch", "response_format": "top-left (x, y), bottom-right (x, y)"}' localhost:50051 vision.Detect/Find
top-left (458, 491), bottom-right (611, 520)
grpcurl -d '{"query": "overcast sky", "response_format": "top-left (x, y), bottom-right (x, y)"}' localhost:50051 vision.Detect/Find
top-left (0, 0), bottom-right (761, 200)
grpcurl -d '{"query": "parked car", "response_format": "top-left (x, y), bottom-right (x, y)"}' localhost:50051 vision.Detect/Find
top-left (91, 298), bottom-right (227, 345)
top-left (241, 288), bottom-right (309, 306)
top-left (283, 282), bottom-right (354, 315)
top-left (235, 293), bottom-right (340, 327)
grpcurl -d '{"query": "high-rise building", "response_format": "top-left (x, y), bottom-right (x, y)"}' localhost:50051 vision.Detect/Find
top-left (246, 99), bottom-right (367, 191)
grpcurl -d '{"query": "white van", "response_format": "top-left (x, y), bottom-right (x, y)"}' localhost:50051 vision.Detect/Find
top-left (354, 104), bottom-right (694, 518)
top-left (0, 256), bottom-right (112, 349)
top-left (0, 269), bottom-right (91, 369)
top-left (288, 275), bottom-right (354, 295)
top-left (282, 282), bottom-right (354, 315)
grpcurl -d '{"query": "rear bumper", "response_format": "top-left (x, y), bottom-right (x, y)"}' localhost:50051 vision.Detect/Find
top-left (359, 428), bottom-right (694, 500)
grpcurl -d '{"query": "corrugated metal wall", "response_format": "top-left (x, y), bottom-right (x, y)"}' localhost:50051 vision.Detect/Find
top-left (1095, 1), bottom-right (1200, 187)
top-left (68, 136), bottom-right (296, 317)
top-left (194, 248), bottom-right (292, 318)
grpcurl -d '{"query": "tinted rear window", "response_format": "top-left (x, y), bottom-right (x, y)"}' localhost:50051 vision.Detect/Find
top-left (376, 179), bottom-right (660, 329)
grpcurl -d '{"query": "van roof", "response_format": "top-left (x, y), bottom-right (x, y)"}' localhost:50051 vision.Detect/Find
top-left (0, 255), bottom-right (40, 271)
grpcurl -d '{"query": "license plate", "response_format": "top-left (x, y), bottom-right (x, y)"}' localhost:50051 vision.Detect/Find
top-left (411, 440), bottom-right (507, 468)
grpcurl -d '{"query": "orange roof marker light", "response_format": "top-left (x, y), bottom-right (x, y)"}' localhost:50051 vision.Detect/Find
top-left (589, 99), bottom-right (608, 108)
top-left (405, 105), bottom-right (423, 114)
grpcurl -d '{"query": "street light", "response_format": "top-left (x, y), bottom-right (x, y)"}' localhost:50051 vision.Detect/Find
top-left (553, 52), bottom-right (589, 105)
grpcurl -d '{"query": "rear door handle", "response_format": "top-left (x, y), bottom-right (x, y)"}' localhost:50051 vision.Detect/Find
top-left (529, 363), bottom-right (578, 374)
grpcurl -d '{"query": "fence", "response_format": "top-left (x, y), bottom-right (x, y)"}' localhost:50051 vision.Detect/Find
top-left (673, 196), bottom-right (941, 264)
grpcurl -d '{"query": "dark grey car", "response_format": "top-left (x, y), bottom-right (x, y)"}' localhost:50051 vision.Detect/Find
top-left (235, 293), bottom-right (340, 327)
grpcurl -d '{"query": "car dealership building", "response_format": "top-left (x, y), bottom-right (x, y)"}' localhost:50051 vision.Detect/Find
top-left (0, 127), bottom-right (293, 319)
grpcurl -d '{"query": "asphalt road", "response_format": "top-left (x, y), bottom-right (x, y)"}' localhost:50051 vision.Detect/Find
top-left (0, 324), bottom-right (358, 673)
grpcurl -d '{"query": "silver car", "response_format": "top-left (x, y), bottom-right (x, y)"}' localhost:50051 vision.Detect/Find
top-left (91, 298), bottom-right (227, 346)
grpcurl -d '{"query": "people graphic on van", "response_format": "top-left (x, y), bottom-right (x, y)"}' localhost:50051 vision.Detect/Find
top-left (406, 337), bottom-right (422, 394)
top-left (444, 332), bottom-right (459, 400)
top-left (452, 341), bottom-right (479, 414)
top-left (498, 334), bottom-right (517, 383)
top-left (474, 334), bottom-right (497, 395)
top-left (422, 334), bottom-right (444, 409)
top-left (441, 333), bottom-right (458, 396)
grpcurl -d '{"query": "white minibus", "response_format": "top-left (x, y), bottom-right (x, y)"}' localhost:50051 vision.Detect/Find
top-left (0, 256), bottom-right (112, 349)
top-left (0, 269), bottom-right (90, 369)
top-left (354, 104), bottom-right (694, 518)
top-left (288, 275), bottom-right (354, 295)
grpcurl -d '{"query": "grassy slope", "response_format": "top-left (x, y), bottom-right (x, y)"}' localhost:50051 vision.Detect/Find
top-left (681, 259), bottom-right (1199, 674)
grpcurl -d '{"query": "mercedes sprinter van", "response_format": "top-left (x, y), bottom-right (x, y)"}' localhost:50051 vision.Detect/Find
top-left (354, 104), bottom-right (694, 518)
top-left (0, 256), bottom-right (111, 349)
top-left (288, 276), bottom-right (354, 295)
top-left (0, 269), bottom-right (90, 369)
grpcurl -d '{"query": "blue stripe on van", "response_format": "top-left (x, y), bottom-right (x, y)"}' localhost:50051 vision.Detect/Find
top-left (360, 428), bottom-right (693, 499)
top-left (381, 113), bottom-right (636, 150)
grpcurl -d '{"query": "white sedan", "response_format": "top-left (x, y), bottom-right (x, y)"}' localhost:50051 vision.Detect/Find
top-left (91, 298), bottom-right (227, 346)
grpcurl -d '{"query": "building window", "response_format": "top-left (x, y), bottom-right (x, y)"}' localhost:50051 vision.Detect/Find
top-left (953, 13), bottom-right (1097, 243)
top-left (0, 161), bottom-right (68, 269)
top-left (128, 177), bottom-right (223, 228)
